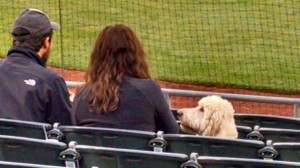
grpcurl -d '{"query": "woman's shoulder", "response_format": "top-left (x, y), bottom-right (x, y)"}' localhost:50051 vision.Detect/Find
top-left (124, 76), bottom-right (160, 89)
top-left (123, 77), bottom-right (163, 99)
top-left (76, 83), bottom-right (89, 93)
top-left (73, 83), bottom-right (92, 100)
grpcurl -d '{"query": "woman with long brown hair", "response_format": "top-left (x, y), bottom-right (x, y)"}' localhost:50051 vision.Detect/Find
top-left (72, 24), bottom-right (179, 133)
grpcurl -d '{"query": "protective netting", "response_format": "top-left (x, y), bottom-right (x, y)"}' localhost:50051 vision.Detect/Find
top-left (0, 0), bottom-right (299, 95)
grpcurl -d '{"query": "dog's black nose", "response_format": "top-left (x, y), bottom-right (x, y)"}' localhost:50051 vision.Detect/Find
top-left (177, 111), bottom-right (183, 120)
top-left (177, 110), bottom-right (183, 116)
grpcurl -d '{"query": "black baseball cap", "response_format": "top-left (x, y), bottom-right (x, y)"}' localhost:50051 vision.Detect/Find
top-left (12, 8), bottom-right (60, 41)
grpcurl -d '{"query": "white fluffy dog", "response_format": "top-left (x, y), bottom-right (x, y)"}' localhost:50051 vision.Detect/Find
top-left (177, 95), bottom-right (238, 139)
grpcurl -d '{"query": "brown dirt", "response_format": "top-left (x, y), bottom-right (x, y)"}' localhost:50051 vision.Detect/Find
top-left (50, 67), bottom-right (300, 117)
top-left (1, 56), bottom-right (298, 117)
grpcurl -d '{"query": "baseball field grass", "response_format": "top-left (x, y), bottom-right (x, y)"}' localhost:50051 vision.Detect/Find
top-left (0, 0), bottom-right (299, 93)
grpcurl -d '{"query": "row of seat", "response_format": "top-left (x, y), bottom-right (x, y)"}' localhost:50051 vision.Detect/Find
top-left (2, 113), bottom-right (300, 142)
top-left (0, 135), bottom-right (66, 166)
top-left (1, 118), bottom-right (300, 167)
top-left (60, 142), bottom-right (300, 168)
top-left (1, 136), bottom-right (299, 168)
top-left (0, 161), bottom-right (65, 168)
top-left (171, 109), bottom-right (300, 129)
top-left (45, 123), bottom-right (300, 162)
top-left (233, 114), bottom-right (300, 143)
top-left (1, 118), bottom-right (300, 159)
top-left (235, 113), bottom-right (300, 129)
top-left (0, 118), bottom-right (51, 140)
top-left (47, 125), bottom-right (264, 158)
top-left (245, 125), bottom-right (300, 142)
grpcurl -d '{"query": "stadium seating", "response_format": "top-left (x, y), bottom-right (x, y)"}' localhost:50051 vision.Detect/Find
top-left (236, 125), bottom-right (252, 139)
top-left (245, 125), bottom-right (265, 141)
top-left (195, 155), bottom-right (300, 168)
top-left (47, 124), bottom-right (156, 151)
top-left (59, 141), bottom-right (189, 168)
top-left (0, 161), bottom-right (66, 168)
top-left (259, 141), bottom-right (300, 162)
top-left (148, 131), bottom-right (265, 159)
top-left (234, 114), bottom-right (300, 129)
top-left (161, 152), bottom-right (300, 168)
top-left (246, 126), bottom-right (300, 142)
top-left (0, 118), bottom-right (51, 139)
top-left (0, 135), bottom-right (67, 166)
top-left (260, 127), bottom-right (300, 142)
top-left (272, 143), bottom-right (300, 162)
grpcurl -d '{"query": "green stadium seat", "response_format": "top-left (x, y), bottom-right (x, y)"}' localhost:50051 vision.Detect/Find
top-left (245, 125), bottom-right (265, 141)
top-left (47, 124), bottom-right (156, 151)
top-left (0, 135), bottom-right (67, 166)
top-left (59, 141), bottom-right (189, 168)
top-left (259, 141), bottom-right (300, 162)
top-left (0, 118), bottom-right (51, 139)
top-left (247, 126), bottom-right (300, 142)
top-left (236, 125), bottom-right (252, 139)
top-left (260, 127), bottom-right (300, 142)
top-left (195, 155), bottom-right (300, 168)
top-left (149, 131), bottom-right (265, 159)
top-left (0, 161), bottom-right (66, 168)
top-left (234, 114), bottom-right (300, 129)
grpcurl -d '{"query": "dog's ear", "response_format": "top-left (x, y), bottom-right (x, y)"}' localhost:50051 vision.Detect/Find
top-left (199, 105), bottom-right (223, 136)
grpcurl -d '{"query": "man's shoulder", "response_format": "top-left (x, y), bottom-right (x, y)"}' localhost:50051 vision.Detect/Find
top-left (39, 67), bottom-right (62, 79)
top-left (1, 56), bottom-right (62, 81)
top-left (23, 60), bottom-right (61, 80)
top-left (19, 63), bottom-right (65, 89)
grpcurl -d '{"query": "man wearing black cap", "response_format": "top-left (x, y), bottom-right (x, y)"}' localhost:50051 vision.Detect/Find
top-left (0, 8), bottom-right (72, 125)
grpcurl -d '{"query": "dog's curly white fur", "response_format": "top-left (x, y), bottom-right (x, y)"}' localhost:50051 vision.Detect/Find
top-left (177, 95), bottom-right (238, 138)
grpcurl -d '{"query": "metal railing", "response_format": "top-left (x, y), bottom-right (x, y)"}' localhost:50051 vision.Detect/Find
top-left (66, 81), bottom-right (300, 117)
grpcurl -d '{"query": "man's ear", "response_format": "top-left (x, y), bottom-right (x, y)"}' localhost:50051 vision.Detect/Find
top-left (42, 37), bottom-right (51, 49)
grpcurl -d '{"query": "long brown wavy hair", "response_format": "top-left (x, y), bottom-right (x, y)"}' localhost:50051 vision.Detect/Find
top-left (84, 24), bottom-right (151, 113)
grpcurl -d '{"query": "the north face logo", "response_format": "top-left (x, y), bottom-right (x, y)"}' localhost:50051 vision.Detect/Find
top-left (24, 79), bottom-right (36, 86)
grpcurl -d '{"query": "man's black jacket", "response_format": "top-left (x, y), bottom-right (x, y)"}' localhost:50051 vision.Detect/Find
top-left (0, 46), bottom-right (72, 125)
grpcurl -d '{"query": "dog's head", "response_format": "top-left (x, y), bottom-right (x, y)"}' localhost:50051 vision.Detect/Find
top-left (178, 95), bottom-right (237, 138)
top-left (177, 106), bottom-right (204, 135)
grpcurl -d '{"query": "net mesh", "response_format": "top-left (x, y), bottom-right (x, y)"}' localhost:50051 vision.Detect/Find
top-left (0, 0), bottom-right (299, 114)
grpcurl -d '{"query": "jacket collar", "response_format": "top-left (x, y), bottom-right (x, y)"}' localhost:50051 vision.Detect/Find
top-left (7, 46), bottom-right (46, 67)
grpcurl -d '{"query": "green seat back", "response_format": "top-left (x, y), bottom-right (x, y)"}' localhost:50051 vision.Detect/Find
top-left (0, 118), bottom-right (51, 139)
top-left (0, 135), bottom-right (67, 166)
top-left (163, 134), bottom-right (265, 159)
top-left (234, 114), bottom-right (300, 129)
top-left (59, 126), bottom-right (156, 151)
top-left (76, 145), bottom-right (188, 168)
top-left (197, 156), bottom-right (300, 168)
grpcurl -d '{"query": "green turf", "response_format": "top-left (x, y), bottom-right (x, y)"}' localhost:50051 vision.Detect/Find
top-left (0, 0), bottom-right (299, 93)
